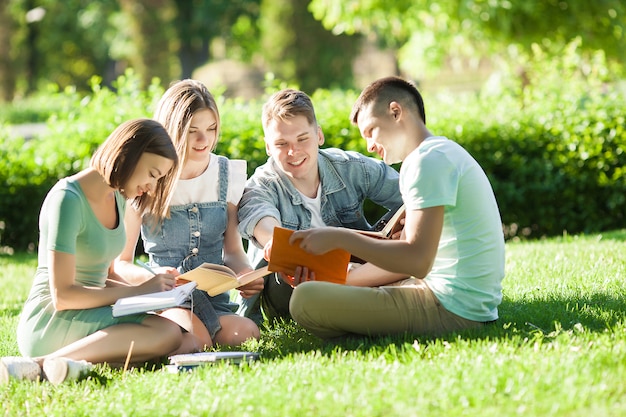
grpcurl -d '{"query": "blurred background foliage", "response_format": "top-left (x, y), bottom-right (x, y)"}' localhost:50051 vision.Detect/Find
top-left (0, 0), bottom-right (625, 251)
top-left (1, 64), bottom-right (624, 251)
top-left (0, 0), bottom-right (623, 99)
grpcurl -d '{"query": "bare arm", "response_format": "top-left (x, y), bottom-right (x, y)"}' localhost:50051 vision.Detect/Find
top-left (346, 262), bottom-right (408, 287)
top-left (112, 205), bottom-right (152, 285)
top-left (224, 203), bottom-right (278, 298)
top-left (252, 216), bottom-right (281, 248)
top-left (113, 205), bottom-right (178, 285)
top-left (223, 203), bottom-right (254, 275)
top-left (50, 251), bottom-right (176, 311)
top-left (290, 206), bottom-right (443, 286)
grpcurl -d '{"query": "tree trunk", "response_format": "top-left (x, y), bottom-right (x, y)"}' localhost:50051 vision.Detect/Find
top-left (174, 0), bottom-right (209, 79)
top-left (0, 0), bottom-right (17, 101)
top-left (118, 0), bottom-right (176, 87)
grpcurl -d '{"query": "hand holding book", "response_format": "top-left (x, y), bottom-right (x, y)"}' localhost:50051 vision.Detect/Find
top-left (357, 204), bottom-right (405, 240)
top-left (113, 263), bottom-right (271, 316)
top-left (267, 227), bottom-right (351, 285)
top-left (117, 213), bottom-right (394, 314)
top-left (176, 264), bottom-right (270, 296)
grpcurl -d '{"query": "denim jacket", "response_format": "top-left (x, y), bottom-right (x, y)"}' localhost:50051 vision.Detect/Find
top-left (238, 148), bottom-right (403, 251)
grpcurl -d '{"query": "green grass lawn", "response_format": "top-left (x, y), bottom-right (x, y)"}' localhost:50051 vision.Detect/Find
top-left (1, 231), bottom-right (625, 416)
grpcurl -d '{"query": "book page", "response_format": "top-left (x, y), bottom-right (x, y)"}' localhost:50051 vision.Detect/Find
top-left (236, 266), bottom-right (271, 286)
top-left (201, 266), bottom-right (270, 296)
top-left (178, 265), bottom-right (235, 295)
top-left (198, 263), bottom-right (236, 276)
top-left (178, 264), bottom-right (271, 296)
top-left (358, 205), bottom-right (405, 239)
top-left (112, 281), bottom-right (196, 317)
top-left (268, 227), bottom-right (350, 284)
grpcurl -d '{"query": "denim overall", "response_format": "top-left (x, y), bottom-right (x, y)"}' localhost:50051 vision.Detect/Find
top-left (141, 156), bottom-right (235, 339)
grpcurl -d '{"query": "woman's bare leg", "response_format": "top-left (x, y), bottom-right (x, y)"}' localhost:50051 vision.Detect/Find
top-left (34, 315), bottom-right (183, 364)
top-left (159, 308), bottom-right (213, 354)
top-left (213, 315), bottom-right (260, 347)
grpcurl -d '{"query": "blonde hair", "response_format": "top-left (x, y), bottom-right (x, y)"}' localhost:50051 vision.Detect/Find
top-left (153, 79), bottom-right (221, 173)
top-left (262, 88), bottom-right (318, 132)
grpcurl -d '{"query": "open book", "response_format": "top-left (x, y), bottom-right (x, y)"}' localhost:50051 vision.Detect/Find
top-left (177, 264), bottom-right (271, 296)
top-left (268, 227), bottom-right (351, 284)
top-left (357, 204), bottom-right (405, 239)
top-left (112, 281), bottom-right (197, 317)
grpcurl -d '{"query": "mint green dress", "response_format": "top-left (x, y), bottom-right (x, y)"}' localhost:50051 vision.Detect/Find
top-left (17, 178), bottom-right (145, 357)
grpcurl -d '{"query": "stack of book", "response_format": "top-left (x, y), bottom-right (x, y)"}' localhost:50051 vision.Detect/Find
top-left (165, 351), bottom-right (260, 373)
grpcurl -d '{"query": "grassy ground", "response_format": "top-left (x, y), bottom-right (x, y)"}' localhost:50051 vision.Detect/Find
top-left (1, 231), bottom-right (625, 416)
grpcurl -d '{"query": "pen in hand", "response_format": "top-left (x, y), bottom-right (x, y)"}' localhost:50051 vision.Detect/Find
top-left (135, 259), bottom-right (176, 287)
top-left (135, 259), bottom-right (157, 276)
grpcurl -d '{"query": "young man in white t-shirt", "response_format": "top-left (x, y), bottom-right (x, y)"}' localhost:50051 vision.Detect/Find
top-left (288, 76), bottom-right (505, 339)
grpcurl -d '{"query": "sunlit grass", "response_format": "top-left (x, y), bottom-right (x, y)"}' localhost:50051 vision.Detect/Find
top-left (1, 231), bottom-right (625, 416)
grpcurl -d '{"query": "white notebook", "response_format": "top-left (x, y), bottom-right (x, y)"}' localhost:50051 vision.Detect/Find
top-left (112, 281), bottom-right (197, 317)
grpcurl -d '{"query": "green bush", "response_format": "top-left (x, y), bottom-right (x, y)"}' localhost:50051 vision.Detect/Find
top-left (0, 71), bottom-right (163, 251)
top-left (1, 72), bottom-right (625, 251)
top-left (429, 87), bottom-right (625, 240)
top-left (0, 86), bottom-right (66, 124)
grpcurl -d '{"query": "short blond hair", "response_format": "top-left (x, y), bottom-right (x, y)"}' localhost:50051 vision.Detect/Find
top-left (262, 89), bottom-right (318, 132)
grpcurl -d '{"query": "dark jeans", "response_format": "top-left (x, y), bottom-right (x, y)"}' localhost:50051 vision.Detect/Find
top-left (238, 258), bottom-right (294, 325)
top-left (242, 206), bottom-right (403, 324)
top-left (261, 271), bottom-right (294, 321)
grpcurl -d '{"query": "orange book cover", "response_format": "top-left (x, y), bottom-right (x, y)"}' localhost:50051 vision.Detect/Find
top-left (268, 227), bottom-right (350, 285)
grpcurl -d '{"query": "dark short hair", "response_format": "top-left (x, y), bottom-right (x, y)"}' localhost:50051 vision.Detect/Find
top-left (350, 76), bottom-right (426, 125)
top-left (90, 118), bottom-right (178, 219)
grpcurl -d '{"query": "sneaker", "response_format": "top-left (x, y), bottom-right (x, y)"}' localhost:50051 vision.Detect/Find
top-left (0, 357), bottom-right (42, 383)
top-left (42, 357), bottom-right (93, 385)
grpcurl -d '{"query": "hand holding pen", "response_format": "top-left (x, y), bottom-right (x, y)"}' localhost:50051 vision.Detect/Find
top-left (135, 259), bottom-right (177, 291)
top-left (135, 259), bottom-right (157, 275)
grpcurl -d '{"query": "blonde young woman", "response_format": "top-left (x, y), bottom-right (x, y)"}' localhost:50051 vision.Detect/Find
top-left (115, 80), bottom-right (261, 353)
top-left (3, 119), bottom-right (183, 384)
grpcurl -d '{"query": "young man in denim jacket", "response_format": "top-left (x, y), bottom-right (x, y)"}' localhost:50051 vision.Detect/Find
top-left (237, 88), bottom-right (403, 324)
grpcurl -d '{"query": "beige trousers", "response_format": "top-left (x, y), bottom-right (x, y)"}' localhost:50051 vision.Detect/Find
top-left (289, 278), bottom-right (486, 339)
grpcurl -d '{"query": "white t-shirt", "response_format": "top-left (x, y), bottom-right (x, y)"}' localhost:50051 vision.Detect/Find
top-left (297, 184), bottom-right (325, 228)
top-left (169, 155), bottom-right (247, 206)
top-left (400, 136), bottom-right (505, 322)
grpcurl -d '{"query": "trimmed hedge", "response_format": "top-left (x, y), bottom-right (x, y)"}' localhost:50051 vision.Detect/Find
top-left (452, 94), bottom-right (625, 239)
top-left (1, 73), bottom-right (624, 251)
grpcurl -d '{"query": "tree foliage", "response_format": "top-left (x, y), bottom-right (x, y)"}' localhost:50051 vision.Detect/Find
top-left (117, 0), bottom-right (177, 86)
top-left (0, 0), bottom-right (263, 99)
top-left (0, 0), bottom-right (624, 100)
top-left (309, 0), bottom-right (626, 78)
top-left (259, 0), bottom-right (360, 92)
top-left (5, 0), bottom-right (120, 93)
top-left (172, 0), bottom-right (261, 78)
